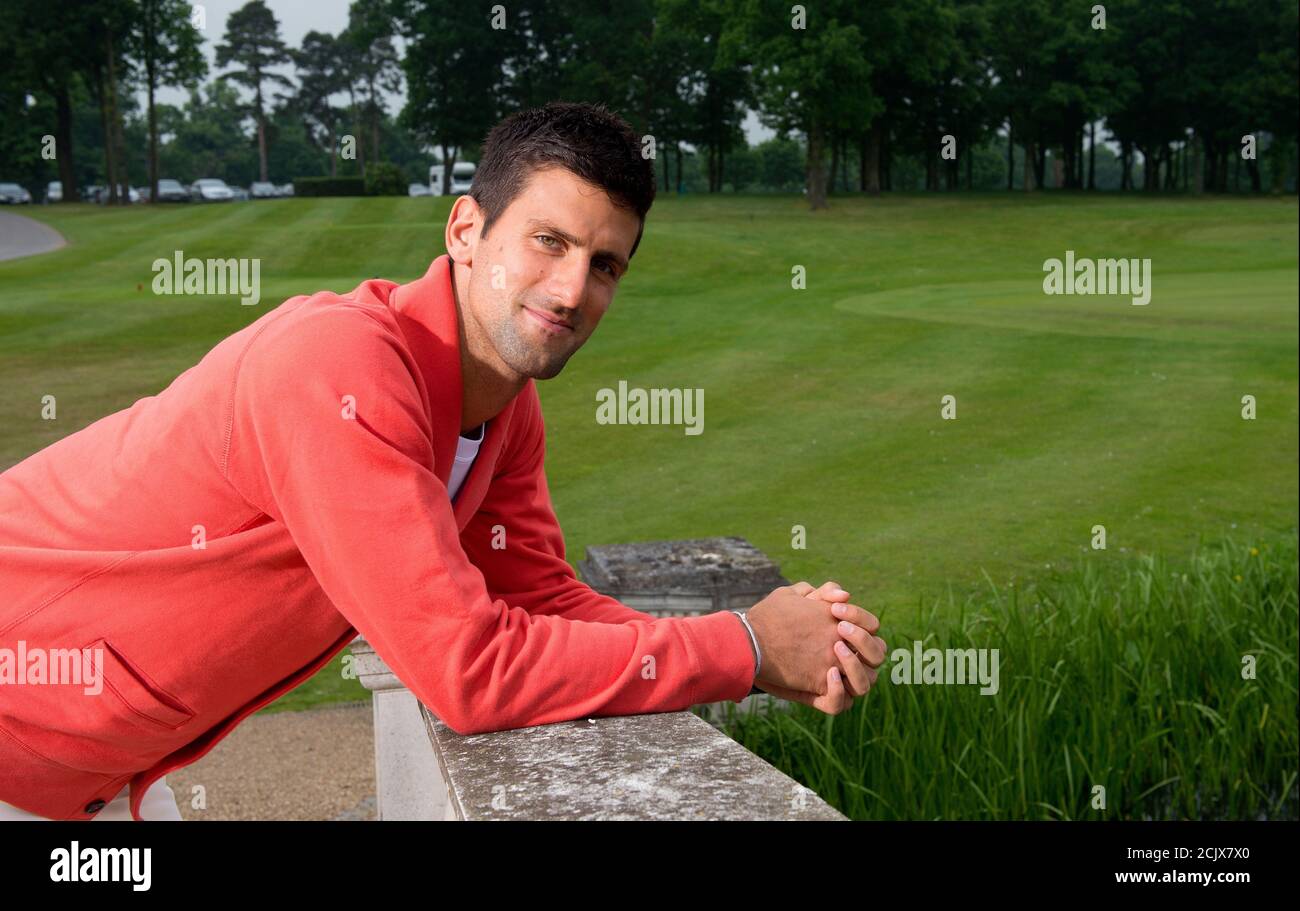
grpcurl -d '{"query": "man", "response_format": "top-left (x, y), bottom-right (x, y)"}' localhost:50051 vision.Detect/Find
top-left (0, 102), bottom-right (885, 821)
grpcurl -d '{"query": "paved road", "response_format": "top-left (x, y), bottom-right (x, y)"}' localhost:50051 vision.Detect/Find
top-left (0, 210), bottom-right (66, 261)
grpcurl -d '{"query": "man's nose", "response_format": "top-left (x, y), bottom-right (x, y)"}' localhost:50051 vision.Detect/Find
top-left (547, 254), bottom-right (590, 311)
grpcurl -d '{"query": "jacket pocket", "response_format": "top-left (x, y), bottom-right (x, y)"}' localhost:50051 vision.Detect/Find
top-left (83, 638), bottom-right (195, 730)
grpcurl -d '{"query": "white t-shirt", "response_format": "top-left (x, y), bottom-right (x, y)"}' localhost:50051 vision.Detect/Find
top-left (447, 422), bottom-right (485, 501)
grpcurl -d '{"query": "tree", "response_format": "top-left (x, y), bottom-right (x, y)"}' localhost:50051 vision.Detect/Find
top-left (986, 0), bottom-right (1059, 191)
top-left (661, 0), bottom-right (754, 193)
top-left (160, 81), bottom-right (259, 184)
top-left (394, 0), bottom-right (503, 194)
top-left (852, 0), bottom-right (954, 193)
top-left (342, 0), bottom-right (403, 175)
top-left (216, 0), bottom-right (293, 182)
top-left (292, 31), bottom-right (347, 177)
top-left (135, 0), bottom-right (206, 204)
top-left (7, 0), bottom-right (106, 202)
top-left (734, 0), bottom-right (876, 209)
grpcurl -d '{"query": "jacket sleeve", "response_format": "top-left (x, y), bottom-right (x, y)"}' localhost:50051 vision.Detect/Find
top-left (223, 306), bottom-right (757, 735)
top-left (458, 383), bottom-right (665, 626)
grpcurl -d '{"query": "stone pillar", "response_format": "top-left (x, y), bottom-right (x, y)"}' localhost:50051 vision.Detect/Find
top-left (578, 536), bottom-right (788, 720)
top-left (577, 536), bottom-right (788, 616)
top-left (351, 635), bottom-right (454, 820)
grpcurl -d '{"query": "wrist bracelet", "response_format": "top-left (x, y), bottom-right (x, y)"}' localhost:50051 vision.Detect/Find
top-left (730, 609), bottom-right (762, 681)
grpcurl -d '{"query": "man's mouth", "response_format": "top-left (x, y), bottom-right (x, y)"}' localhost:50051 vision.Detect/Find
top-left (523, 306), bottom-right (575, 335)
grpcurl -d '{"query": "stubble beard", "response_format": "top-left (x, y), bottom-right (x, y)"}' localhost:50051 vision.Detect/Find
top-left (492, 292), bottom-right (580, 381)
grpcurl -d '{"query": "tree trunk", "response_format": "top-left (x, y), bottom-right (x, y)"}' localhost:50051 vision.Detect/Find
top-left (882, 127), bottom-right (892, 191)
top-left (256, 79), bottom-right (269, 183)
top-left (829, 132), bottom-right (839, 195)
top-left (806, 119), bottom-right (828, 210)
top-left (369, 74), bottom-right (381, 166)
top-left (1007, 123), bottom-right (1014, 190)
top-left (1088, 121), bottom-right (1096, 190)
top-left (103, 28), bottom-right (121, 205)
top-left (859, 134), bottom-right (867, 191)
top-left (675, 142), bottom-right (682, 193)
top-left (54, 81), bottom-right (78, 202)
top-left (147, 55), bottom-right (158, 204)
top-left (864, 123), bottom-right (882, 194)
top-left (1077, 124), bottom-right (1085, 187)
top-left (348, 87), bottom-right (364, 179)
top-left (1271, 131), bottom-right (1288, 194)
top-left (1023, 139), bottom-right (1037, 191)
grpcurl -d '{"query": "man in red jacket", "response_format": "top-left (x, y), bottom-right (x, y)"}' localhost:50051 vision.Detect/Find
top-left (0, 101), bottom-right (885, 821)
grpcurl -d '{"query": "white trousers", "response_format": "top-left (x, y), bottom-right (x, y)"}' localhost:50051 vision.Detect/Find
top-left (0, 776), bottom-right (183, 821)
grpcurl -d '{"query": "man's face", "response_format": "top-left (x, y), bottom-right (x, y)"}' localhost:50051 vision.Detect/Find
top-left (462, 166), bottom-right (641, 380)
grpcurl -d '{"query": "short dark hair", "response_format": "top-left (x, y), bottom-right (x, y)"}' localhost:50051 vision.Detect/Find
top-left (469, 101), bottom-right (656, 260)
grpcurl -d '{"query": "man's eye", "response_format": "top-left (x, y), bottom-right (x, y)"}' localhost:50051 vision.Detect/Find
top-left (595, 261), bottom-right (615, 276)
top-left (536, 234), bottom-right (557, 248)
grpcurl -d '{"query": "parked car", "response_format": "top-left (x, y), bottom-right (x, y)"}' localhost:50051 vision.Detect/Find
top-left (91, 184), bottom-right (140, 204)
top-left (278, 183), bottom-right (295, 197)
top-left (250, 181), bottom-right (279, 199)
top-left (0, 183), bottom-right (33, 204)
top-left (190, 178), bottom-right (234, 202)
top-left (229, 186), bottom-right (250, 201)
top-left (408, 182), bottom-right (433, 197)
top-left (154, 178), bottom-right (190, 202)
top-left (44, 181), bottom-right (63, 204)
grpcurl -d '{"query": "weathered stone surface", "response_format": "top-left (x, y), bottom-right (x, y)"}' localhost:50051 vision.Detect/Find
top-left (421, 706), bottom-right (845, 821)
top-left (578, 537), bottom-right (788, 614)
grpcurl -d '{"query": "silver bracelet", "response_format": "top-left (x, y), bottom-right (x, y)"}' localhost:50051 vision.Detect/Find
top-left (730, 609), bottom-right (762, 680)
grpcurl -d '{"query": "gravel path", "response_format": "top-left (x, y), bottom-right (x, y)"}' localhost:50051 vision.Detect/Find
top-left (0, 211), bottom-right (66, 261)
top-left (167, 702), bottom-right (377, 821)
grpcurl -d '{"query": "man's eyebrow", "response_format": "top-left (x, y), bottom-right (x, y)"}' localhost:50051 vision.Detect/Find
top-left (523, 218), bottom-right (629, 274)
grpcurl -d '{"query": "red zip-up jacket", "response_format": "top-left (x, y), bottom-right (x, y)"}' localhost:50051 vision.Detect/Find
top-left (0, 253), bottom-right (757, 820)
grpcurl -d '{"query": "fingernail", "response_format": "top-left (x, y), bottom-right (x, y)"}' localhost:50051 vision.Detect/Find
top-left (830, 587), bottom-right (849, 598)
top-left (838, 620), bottom-right (855, 636)
top-left (830, 668), bottom-right (841, 683)
top-left (831, 602), bottom-right (847, 617)
top-left (835, 641), bottom-right (851, 656)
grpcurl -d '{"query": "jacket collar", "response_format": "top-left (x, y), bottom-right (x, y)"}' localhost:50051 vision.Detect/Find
top-left (389, 254), bottom-right (523, 529)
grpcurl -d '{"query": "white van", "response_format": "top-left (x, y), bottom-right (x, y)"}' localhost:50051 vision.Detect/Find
top-left (428, 161), bottom-right (476, 196)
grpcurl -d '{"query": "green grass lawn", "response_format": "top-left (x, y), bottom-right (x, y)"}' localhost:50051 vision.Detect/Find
top-left (3, 194), bottom-right (1296, 720)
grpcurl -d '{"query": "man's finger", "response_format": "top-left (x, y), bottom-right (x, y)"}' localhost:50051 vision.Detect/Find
top-left (834, 639), bottom-right (872, 697)
top-left (805, 580), bottom-right (850, 602)
top-left (830, 600), bottom-right (880, 635)
top-left (825, 667), bottom-right (852, 714)
top-left (835, 619), bottom-right (887, 668)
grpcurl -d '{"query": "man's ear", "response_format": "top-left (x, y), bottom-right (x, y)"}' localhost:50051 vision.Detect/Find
top-left (445, 195), bottom-right (483, 267)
